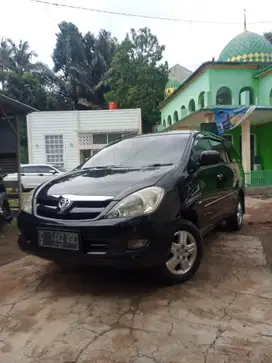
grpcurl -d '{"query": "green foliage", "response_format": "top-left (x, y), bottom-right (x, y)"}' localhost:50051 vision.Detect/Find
top-left (103, 27), bottom-right (168, 131)
top-left (264, 31), bottom-right (272, 44)
top-left (52, 22), bottom-right (117, 109)
top-left (0, 24), bottom-right (168, 133)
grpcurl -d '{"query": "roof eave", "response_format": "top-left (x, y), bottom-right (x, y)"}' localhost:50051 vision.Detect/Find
top-left (0, 93), bottom-right (38, 115)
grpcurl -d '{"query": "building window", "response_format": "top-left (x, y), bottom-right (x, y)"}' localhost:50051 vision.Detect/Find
top-left (108, 133), bottom-right (122, 143)
top-left (188, 99), bottom-right (196, 113)
top-left (269, 89), bottom-right (272, 105)
top-left (216, 87), bottom-right (232, 105)
top-left (45, 135), bottom-right (64, 168)
top-left (167, 115), bottom-right (172, 126)
top-left (173, 111), bottom-right (179, 123)
top-left (93, 133), bottom-right (107, 144)
top-left (239, 87), bottom-right (254, 105)
top-left (198, 92), bottom-right (205, 108)
top-left (181, 105), bottom-right (187, 117)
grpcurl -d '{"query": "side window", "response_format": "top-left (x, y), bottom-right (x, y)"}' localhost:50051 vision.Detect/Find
top-left (22, 166), bottom-right (35, 173)
top-left (192, 137), bottom-right (212, 163)
top-left (37, 166), bottom-right (52, 173)
top-left (224, 141), bottom-right (240, 162)
top-left (209, 139), bottom-right (229, 163)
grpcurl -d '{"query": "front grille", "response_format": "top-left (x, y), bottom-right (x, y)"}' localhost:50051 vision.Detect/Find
top-left (36, 197), bottom-right (112, 220)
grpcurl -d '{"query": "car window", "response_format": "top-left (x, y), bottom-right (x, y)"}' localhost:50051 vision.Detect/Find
top-left (192, 137), bottom-right (212, 163)
top-left (37, 166), bottom-right (55, 173)
top-left (209, 139), bottom-right (230, 163)
top-left (224, 141), bottom-right (240, 163)
top-left (21, 166), bottom-right (38, 173)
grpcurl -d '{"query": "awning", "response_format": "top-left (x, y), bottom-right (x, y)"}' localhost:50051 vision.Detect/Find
top-left (167, 106), bottom-right (272, 131)
top-left (0, 93), bottom-right (37, 116)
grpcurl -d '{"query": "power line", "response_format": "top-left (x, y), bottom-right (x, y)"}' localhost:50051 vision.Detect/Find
top-left (30, 0), bottom-right (272, 25)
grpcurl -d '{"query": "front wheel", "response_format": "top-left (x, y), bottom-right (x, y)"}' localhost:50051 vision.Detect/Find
top-left (155, 220), bottom-right (204, 285)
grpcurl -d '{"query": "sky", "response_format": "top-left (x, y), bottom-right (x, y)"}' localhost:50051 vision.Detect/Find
top-left (1, 0), bottom-right (272, 72)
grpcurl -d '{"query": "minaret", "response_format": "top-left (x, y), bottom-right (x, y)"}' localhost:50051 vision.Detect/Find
top-left (244, 9), bottom-right (247, 31)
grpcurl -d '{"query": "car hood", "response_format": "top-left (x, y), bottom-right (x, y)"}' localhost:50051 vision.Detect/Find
top-left (37, 165), bottom-right (176, 200)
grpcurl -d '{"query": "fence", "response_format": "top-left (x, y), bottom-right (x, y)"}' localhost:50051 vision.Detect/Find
top-left (244, 170), bottom-right (272, 187)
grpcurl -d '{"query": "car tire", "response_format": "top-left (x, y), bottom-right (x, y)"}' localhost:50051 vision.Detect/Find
top-left (226, 197), bottom-right (243, 231)
top-left (155, 219), bottom-right (204, 286)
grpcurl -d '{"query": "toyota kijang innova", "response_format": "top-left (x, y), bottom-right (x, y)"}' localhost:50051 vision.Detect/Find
top-left (17, 131), bottom-right (245, 285)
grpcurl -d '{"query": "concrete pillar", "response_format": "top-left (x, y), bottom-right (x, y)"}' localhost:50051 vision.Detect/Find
top-left (241, 118), bottom-right (251, 185)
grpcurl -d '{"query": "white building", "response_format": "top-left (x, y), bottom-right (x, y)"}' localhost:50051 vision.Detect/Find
top-left (27, 108), bottom-right (142, 171)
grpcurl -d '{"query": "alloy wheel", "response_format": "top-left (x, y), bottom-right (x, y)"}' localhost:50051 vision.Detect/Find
top-left (166, 231), bottom-right (197, 275)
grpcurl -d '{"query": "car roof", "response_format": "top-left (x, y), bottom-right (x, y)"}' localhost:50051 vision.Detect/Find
top-left (21, 164), bottom-right (55, 167)
top-left (135, 130), bottom-right (194, 138)
top-left (134, 130), bottom-right (225, 142)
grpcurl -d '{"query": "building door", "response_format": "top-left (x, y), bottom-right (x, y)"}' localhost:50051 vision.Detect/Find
top-left (80, 149), bottom-right (100, 163)
top-left (239, 134), bottom-right (255, 169)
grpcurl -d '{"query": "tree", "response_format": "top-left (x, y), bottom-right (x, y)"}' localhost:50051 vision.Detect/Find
top-left (52, 22), bottom-right (117, 109)
top-left (264, 31), bottom-right (272, 44)
top-left (103, 27), bottom-right (168, 132)
top-left (0, 37), bottom-right (71, 162)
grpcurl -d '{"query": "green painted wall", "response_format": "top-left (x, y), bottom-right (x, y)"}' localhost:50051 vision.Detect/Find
top-left (159, 70), bottom-right (211, 132)
top-left (209, 68), bottom-right (255, 105)
top-left (160, 66), bottom-right (272, 133)
top-left (225, 122), bottom-right (272, 170)
top-left (258, 73), bottom-right (272, 106)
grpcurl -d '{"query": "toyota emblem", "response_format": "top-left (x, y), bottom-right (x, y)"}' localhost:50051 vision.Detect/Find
top-left (58, 197), bottom-right (72, 211)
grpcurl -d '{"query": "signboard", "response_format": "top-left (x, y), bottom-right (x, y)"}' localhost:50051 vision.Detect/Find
top-left (213, 106), bottom-right (255, 135)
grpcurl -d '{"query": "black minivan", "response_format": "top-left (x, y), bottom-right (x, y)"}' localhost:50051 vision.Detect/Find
top-left (17, 131), bottom-right (245, 284)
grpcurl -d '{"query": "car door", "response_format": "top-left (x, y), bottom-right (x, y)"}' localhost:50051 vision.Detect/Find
top-left (188, 135), bottom-right (222, 231)
top-left (208, 138), bottom-right (236, 219)
top-left (36, 165), bottom-right (59, 185)
top-left (21, 166), bottom-right (39, 189)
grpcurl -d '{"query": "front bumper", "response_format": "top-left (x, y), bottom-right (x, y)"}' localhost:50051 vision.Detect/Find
top-left (17, 212), bottom-right (176, 269)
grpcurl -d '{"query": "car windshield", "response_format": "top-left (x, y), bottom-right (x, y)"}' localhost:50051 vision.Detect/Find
top-left (82, 134), bottom-right (190, 169)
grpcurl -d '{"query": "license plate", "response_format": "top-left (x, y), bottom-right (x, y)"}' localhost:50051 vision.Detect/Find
top-left (38, 230), bottom-right (79, 251)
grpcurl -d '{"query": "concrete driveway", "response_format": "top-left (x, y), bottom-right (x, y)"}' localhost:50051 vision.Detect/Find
top-left (0, 198), bottom-right (272, 363)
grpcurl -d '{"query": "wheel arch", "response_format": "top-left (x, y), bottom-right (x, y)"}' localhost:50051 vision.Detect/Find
top-left (180, 208), bottom-right (199, 228)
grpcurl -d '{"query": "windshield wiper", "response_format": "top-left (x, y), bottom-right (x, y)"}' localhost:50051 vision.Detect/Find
top-left (83, 165), bottom-right (126, 170)
top-left (143, 163), bottom-right (174, 167)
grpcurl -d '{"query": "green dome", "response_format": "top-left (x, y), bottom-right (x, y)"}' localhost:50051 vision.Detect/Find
top-left (165, 77), bottom-right (181, 98)
top-left (218, 30), bottom-right (272, 63)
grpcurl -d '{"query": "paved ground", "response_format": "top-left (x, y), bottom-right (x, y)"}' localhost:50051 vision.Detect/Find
top-left (0, 197), bottom-right (272, 363)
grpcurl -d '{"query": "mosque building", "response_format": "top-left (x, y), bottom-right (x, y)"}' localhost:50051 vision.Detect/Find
top-left (158, 21), bottom-right (272, 185)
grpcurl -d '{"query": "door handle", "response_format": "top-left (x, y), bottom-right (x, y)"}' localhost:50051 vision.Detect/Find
top-left (217, 173), bottom-right (224, 180)
top-left (21, 173), bottom-right (25, 176)
top-left (38, 174), bottom-right (44, 176)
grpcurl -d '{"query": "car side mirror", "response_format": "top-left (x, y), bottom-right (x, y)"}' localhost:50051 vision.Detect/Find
top-left (200, 150), bottom-right (221, 166)
top-left (50, 170), bottom-right (57, 174)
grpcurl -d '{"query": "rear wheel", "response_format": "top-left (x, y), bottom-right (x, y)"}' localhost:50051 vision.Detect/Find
top-left (226, 197), bottom-right (243, 231)
top-left (156, 220), bottom-right (204, 285)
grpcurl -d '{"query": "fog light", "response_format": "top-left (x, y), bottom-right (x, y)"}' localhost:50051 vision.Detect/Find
top-left (127, 239), bottom-right (149, 250)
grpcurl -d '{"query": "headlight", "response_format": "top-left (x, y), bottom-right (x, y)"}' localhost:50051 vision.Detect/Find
top-left (21, 189), bottom-right (35, 213)
top-left (106, 186), bottom-right (165, 219)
